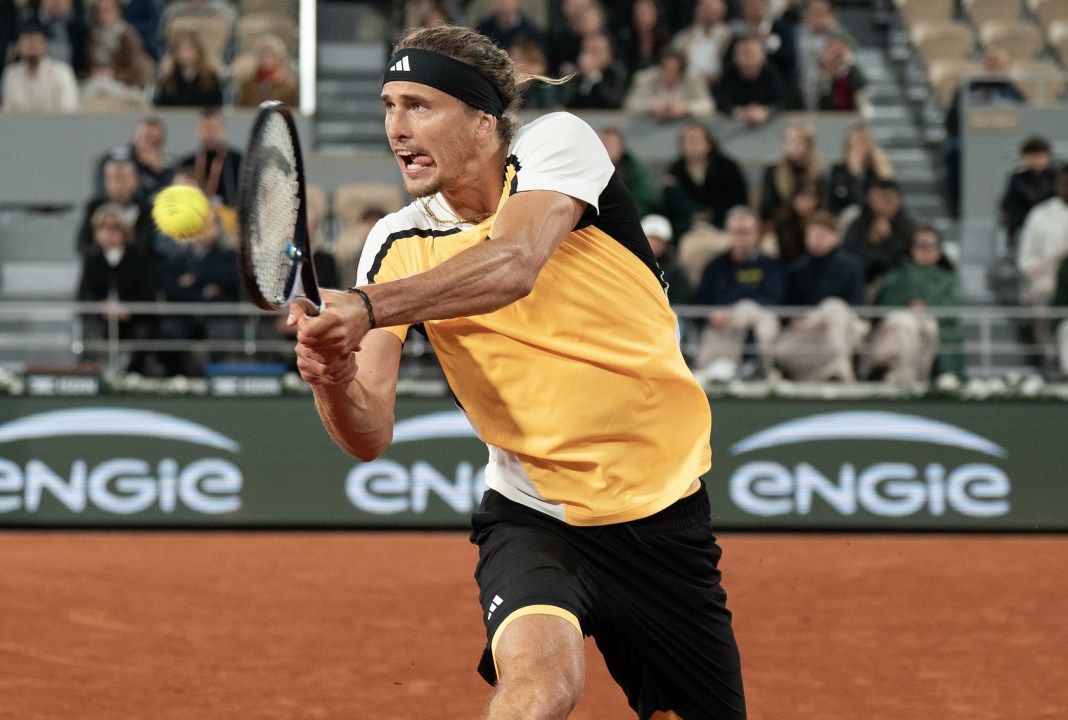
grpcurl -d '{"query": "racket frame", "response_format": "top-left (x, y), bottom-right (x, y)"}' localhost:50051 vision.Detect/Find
top-left (238, 100), bottom-right (323, 316)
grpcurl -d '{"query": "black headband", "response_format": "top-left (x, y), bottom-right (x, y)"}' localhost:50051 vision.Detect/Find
top-left (382, 48), bottom-right (506, 118)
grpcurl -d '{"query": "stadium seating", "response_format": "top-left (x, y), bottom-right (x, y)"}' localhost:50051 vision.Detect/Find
top-left (165, 14), bottom-right (233, 69)
top-left (1029, 0), bottom-right (1068, 26)
top-left (927, 59), bottom-right (985, 108)
top-left (963, 0), bottom-right (1022, 26)
top-left (978, 21), bottom-right (1045, 60)
top-left (1048, 19), bottom-right (1068, 62)
top-left (1012, 59), bottom-right (1068, 102)
top-left (910, 21), bottom-right (977, 66)
top-left (894, 0), bottom-right (955, 28)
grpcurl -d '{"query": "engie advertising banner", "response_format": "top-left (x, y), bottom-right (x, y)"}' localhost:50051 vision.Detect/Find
top-left (0, 396), bottom-right (1064, 530)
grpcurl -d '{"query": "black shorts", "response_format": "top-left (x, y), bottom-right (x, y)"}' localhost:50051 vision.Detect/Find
top-left (469, 484), bottom-right (746, 720)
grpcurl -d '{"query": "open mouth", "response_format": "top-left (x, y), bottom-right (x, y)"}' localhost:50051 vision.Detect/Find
top-left (396, 149), bottom-right (434, 172)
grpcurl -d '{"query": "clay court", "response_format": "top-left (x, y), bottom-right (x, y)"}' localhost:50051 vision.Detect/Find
top-left (1, 531), bottom-right (1065, 719)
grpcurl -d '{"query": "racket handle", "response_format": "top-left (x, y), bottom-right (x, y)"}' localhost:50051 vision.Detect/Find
top-left (291, 295), bottom-right (321, 317)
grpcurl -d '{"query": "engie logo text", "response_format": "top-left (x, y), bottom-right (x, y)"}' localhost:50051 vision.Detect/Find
top-left (0, 408), bottom-right (242, 516)
top-left (728, 411), bottom-right (1010, 519)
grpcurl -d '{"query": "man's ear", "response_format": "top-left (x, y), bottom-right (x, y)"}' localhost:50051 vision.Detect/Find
top-left (476, 111), bottom-right (498, 140)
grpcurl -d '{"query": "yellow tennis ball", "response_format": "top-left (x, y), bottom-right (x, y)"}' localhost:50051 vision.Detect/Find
top-left (152, 185), bottom-right (212, 239)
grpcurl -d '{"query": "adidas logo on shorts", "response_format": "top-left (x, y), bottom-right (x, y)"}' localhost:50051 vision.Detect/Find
top-left (390, 56), bottom-right (411, 72)
top-left (486, 594), bottom-right (504, 621)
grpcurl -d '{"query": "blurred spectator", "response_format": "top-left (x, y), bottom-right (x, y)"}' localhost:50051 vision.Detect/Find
top-left (475, 0), bottom-right (546, 54)
top-left (598, 126), bottom-right (659, 218)
top-left (121, 0), bottom-right (164, 62)
top-left (671, 0), bottom-right (731, 88)
top-left (161, 0), bottom-right (236, 41)
top-left (773, 211), bottom-right (868, 381)
top-left (93, 116), bottom-right (174, 201)
top-left (85, 0), bottom-right (149, 89)
top-left (615, 0), bottom-right (670, 75)
top-left (179, 107), bottom-right (243, 209)
top-left (1, 23), bottom-right (79, 112)
top-left (156, 210), bottom-right (241, 376)
top-left (0, 0), bottom-right (16, 84)
top-left (236, 34), bottom-right (298, 107)
top-left (712, 34), bottom-right (784, 126)
top-left (548, 0), bottom-right (604, 75)
top-left (1052, 254), bottom-right (1068, 379)
top-left (1017, 167), bottom-right (1068, 366)
top-left (814, 35), bottom-right (868, 114)
top-left (943, 48), bottom-right (1026, 217)
top-left (154, 30), bottom-right (223, 107)
top-left (642, 213), bottom-right (691, 305)
top-left (865, 224), bottom-right (965, 382)
top-left (625, 48), bottom-right (715, 120)
top-left (726, 0), bottom-right (797, 90)
top-left (23, 0), bottom-right (90, 78)
top-left (758, 121), bottom-right (822, 228)
top-left (76, 202), bottom-right (159, 374)
top-left (794, 0), bottom-right (854, 110)
top-left (334, 206), bottom-right (386, 288)
top-left (999, 136), bottom-right (1058, 246)
top-left (77, 156), bottom-right (154, 257)
top-left (662, 122), bottom-right (749, 236)
top-left (509, 39), bottom-right (557, 109)
top-left (823, 123), bottom-right (893, 216)
top-left (841, 178), bottom-right (914, 295)
top-left (402, 0), bottom-right (464, 29)
top-left (692, 206), bottom-right (785, 377)
top-left (772, 178), bottom-right (820, 265)
top-left (558, 31), bottom-right (629, 109)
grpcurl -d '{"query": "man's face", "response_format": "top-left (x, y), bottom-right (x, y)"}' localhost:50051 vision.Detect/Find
top-left (869, 186), bottom-right (901, 218)
top-left (598, 130), bottom-right (624, 165)
top-left (1023, 150), bottom-right (1051, 173)
top-left (742, 0), bottom-right (768, 24)
top-left (727, 214), bottom-right (759, 258)
top-left (582, 34), bottom-right (612, 69)
top-left (17, 33), bottom-right (47, 63)
top-left (382, 81), bottom-right (485, 199)
top-left (696, 0), bottom-right (725, 25)
top-left (494, 0), bottom-right (520, 18)
top-left (104, 162), bottom-right (138, 203)
top-left (659, 55), bottom-right (683, 86)
top-left (198, 115), bottom-right (226, 149)
top-left (134, 122), bottom-right (165, 153)
top-left (680, 125), bottom-right (710, 161)
top-left (735, 40), bottom-right (765, 78)
top-left (805, 223), bottom-right (838, 257)
top-left (805, 0), bottom-right (834, 33)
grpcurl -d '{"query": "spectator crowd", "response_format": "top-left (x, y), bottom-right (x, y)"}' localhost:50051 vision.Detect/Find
top-left (2, 0), bottom-right (1067, 381)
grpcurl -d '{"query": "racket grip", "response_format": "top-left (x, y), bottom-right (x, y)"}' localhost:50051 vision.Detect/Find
top-left (291, 295), bottom-right (321, 317)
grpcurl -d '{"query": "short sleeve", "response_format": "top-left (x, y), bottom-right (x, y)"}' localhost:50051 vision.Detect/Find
top-left (509, 113), bottom-right (615, 212)
top-left (355, 218), bottom-right (410, 342)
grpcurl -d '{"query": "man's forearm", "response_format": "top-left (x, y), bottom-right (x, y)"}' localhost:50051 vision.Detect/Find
top-left (312, 380), bottom-right (394, 462)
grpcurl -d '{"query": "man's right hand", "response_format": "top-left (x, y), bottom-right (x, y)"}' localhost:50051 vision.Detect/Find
top-left (289, 302), bottom-right (358, 387)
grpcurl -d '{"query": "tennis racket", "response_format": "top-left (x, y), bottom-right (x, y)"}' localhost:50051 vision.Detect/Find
top-left (238, 100), bottom-right (322, 316)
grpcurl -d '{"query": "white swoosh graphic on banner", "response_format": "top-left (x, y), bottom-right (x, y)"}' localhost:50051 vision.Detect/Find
top-left (0, 408), bottom-right (240, 452)
top-left (392, 411), bottom-right (477, 443)
top-left (731, 411), bottom-right (1006, 458)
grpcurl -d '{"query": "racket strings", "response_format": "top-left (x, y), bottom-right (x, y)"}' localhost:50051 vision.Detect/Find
top-left (249, 113), bottom-right (302, 305)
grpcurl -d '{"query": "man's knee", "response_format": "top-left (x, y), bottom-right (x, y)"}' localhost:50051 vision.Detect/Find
top-left (489, 614), bottom-right (584, 720)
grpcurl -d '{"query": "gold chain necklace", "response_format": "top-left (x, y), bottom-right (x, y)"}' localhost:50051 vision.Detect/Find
top-left (420, 196), bottom-right (492, 226)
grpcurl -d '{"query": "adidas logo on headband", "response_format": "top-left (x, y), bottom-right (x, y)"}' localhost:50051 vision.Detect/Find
top-left (389, 55), bottom-right (411, 72)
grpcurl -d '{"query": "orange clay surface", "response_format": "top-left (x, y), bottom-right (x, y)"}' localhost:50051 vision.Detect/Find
top-left (0, 532), bottom-right (1065, 719)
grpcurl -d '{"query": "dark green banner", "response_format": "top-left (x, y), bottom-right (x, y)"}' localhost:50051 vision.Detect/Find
top-left (0, 396), bottom-right (1064, 530)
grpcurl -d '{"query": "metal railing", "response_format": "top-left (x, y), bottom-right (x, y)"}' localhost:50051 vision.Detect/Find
top-left (1, 300), bottom-right (1066, 378)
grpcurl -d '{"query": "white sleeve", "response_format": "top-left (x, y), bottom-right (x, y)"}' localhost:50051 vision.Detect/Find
top-left (509, 112), bottom-right (615, 212)
top-left (355, 218), bottom-right (392, 285)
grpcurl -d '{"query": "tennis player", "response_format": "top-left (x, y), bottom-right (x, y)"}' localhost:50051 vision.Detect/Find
top-left (290, 25), bottom-right (746, 720)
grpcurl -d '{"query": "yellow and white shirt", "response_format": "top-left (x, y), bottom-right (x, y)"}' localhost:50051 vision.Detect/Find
top-left (356, 112), bottom-right (711, 526)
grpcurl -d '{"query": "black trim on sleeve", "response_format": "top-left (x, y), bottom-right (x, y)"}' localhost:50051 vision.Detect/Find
top-left (578, 171), bottom-right (664, 288)
top-left (366, 226), bottom-right (464, 284)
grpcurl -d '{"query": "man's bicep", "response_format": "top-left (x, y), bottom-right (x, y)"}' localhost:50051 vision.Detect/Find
top-left (492, 189), bottom-right (586, 265)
